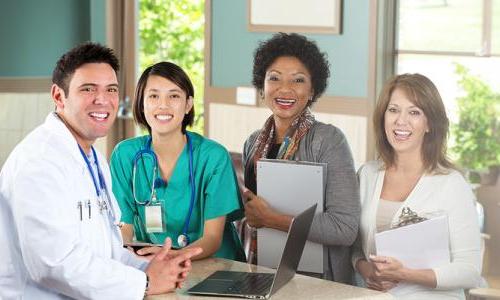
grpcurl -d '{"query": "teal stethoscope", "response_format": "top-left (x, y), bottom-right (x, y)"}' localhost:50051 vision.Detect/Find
top-left (131, 134), bottom-right (195, 248)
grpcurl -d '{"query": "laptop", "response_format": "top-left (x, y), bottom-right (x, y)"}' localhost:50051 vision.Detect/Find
top-left (187, 204), bottom-right (317, 299)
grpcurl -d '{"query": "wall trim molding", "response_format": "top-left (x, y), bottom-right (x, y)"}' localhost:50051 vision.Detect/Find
top-left (0, 77), bottom-right (52, 93)
top-left (206, 86), bottom-right (368, 116)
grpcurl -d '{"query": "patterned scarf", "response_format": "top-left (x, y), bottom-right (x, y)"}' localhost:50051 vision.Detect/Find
top-left (252, 107), bottom-right (315, 168)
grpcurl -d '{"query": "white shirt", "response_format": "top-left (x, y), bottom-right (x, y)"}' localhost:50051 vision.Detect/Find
top-left (0, 113), bottom-right (148, 299)
top-left (376, 199), bottom-right (403, 232)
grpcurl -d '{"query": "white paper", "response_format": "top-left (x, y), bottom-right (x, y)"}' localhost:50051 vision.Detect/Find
top-left (375, 215), bottom-right (450, 269)
top-left (256, 159), bottom-right (325, 273)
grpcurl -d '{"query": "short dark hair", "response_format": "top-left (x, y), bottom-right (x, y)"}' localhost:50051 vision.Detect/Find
top-left (52, 42), bottom-right (119, 95)
top-left (373, 73), bottom-right (455, 173)
top-left (133, 61), bottom-right (195, 134)
top-left (252, 33), bottom-right (330, 103)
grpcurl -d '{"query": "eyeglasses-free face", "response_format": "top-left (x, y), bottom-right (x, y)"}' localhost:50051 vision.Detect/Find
top-left (143, 75), bottom-right (193, 137)
top-left (384, 88), bottom-right (429, 158)
top-left (263, 56), bottom-right (313, 128)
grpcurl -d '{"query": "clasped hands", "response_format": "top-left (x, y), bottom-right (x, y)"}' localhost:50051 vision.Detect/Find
top-left (358, 255), bottom-right (405, 292)
top-left (143, 237), bottom-right (202, 295)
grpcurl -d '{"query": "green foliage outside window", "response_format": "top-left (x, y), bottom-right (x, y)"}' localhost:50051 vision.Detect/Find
top-left (452, 64), bottom-right (500, 172)
top-left (139, 0), bottom-right (205, 134)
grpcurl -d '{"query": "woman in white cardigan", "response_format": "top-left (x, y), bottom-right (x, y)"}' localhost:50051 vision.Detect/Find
top-left (352, 73), bottom-right (481, 299)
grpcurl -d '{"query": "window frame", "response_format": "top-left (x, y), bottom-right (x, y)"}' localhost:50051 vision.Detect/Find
top-left (393, 0), bottom-right (498, 64)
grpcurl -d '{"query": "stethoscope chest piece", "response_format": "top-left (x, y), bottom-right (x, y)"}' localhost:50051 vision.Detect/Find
top-left (177, 234), bottom-right (189, 248)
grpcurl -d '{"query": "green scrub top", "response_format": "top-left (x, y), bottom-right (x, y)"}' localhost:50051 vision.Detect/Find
top-left (110, 131), bottom-right (245, 261)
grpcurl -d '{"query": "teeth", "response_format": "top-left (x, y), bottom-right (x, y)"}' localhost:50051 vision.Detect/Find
top-left (394, 130), bottom-right (411, 137)
top-left (89, 112), bottom-right (108, 120)
top-left (276, 98), bottom-right (296, 105)
top-left (155, 114), bottom-right (173, 121)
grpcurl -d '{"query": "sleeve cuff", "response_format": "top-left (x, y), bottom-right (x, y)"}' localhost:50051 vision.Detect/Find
top-left (128, 268), bottom-right (147, 300)
top-left (351, 252), bottom-right (365, 270)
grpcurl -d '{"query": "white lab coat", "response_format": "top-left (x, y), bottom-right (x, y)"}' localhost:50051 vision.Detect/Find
top-left (0, 113), bottom-right (148, 299)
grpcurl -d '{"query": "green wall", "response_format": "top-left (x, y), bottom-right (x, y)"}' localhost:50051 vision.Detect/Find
top-left (211, 0), bottom-right (370, 98)
top-left (0, 0), bottom-right (106, 77)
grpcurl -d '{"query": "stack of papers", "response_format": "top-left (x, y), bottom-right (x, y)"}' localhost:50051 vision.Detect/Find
top-left (375, 215), bottom-right (450, 269)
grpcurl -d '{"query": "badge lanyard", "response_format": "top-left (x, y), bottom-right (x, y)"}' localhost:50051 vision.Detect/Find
top-left (132, 135), bottom-right (196, 248)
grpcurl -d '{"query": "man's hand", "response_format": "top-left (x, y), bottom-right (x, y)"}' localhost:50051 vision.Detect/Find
top-left (145, 238), bottom-right (202, 295)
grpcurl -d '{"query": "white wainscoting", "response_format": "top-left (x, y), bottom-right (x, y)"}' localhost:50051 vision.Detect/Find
top-left (0, 93), bottom-right (53, 166)
top-left (208, 103), bottom-right (367, 168)
top-left (0, 93), bottom-right (108, 167)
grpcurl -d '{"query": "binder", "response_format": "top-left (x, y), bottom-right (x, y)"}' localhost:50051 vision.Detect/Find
top-left (256, 159), bottom-right (326, 273)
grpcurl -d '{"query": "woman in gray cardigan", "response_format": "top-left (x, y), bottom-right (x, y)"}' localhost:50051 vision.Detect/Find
top-left (242, 33), bottom-right (360, 284)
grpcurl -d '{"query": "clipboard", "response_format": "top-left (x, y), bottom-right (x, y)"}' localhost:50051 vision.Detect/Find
top-left (375, 214), bottom-right (450, 269)
top-left (256, 159), bottom-right (326, 273)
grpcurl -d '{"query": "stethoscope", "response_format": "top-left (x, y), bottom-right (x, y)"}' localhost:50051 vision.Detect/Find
top-left (131, 134), bottom-right (195, 248)
top-left (78, 145), bottom-right (122, 241)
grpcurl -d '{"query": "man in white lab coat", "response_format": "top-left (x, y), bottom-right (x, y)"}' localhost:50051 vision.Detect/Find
top-left (0, 42), bottom-right (202, 299)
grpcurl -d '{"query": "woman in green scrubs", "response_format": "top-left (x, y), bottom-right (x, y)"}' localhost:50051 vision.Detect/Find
top-left (110, 62), bottom-right (245, 261)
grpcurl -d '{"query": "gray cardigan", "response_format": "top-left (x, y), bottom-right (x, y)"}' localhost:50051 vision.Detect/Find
top-left (243, 120), bottom-right (360, 284)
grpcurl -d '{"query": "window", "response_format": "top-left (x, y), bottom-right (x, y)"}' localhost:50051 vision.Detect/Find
top-left (138, 0), bottom-right (205, 134)
top-left (394, 0), bottom-right (500, 142)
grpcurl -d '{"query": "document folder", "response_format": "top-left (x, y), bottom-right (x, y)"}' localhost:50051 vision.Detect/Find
top-left (256, 159), bottom-right (326, 273)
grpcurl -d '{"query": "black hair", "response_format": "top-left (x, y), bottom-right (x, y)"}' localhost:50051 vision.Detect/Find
top-left (133, 61), bottom-right (195, 134)
top-left (252, 33), bottom-right (330, 102)
top-left (52, 42), bottom-right (119, 95)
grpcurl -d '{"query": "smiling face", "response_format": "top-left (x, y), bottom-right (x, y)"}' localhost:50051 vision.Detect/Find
top-left (384, 88), bottom-right (429, 158)
top-left (52, 62), bottom-right (119, 151)
top-left (263, 56), bottom-right (313, 127)
top-left (143, 75), bottom-right (193, 137)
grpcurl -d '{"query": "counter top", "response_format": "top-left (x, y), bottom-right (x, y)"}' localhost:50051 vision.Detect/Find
top-left (147, 258), bottom-right (393, 299)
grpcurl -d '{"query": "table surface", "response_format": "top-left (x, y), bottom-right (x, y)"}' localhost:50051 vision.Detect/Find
top-left (146, 258), bottom-right (394, 300)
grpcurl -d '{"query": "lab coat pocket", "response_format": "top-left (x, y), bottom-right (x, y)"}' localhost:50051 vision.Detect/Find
top-left (77, 199), bottom-right (93, 242)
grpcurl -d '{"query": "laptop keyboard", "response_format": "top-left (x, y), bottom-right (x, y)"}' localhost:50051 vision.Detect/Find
top-left (227, 272), bottom-right (274, 294)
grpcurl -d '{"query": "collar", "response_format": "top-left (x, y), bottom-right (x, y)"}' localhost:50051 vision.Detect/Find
top-left (44, 112), bottom-right (91, 169)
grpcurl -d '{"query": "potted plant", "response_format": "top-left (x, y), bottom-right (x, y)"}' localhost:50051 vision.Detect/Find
top-left (451, 64), bottom-right (500, 184)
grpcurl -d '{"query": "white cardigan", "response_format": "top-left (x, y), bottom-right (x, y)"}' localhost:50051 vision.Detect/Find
top-left (352, 161), bottom-right (482, 299)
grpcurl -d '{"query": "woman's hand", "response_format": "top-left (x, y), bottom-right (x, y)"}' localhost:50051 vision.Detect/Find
top-left (369, 255), bottom-right (405, 282)
top-left (243, 189), bottom-right (272, 228)
top-left (136, 246), bottom-right (163, 261)
top-left (356, 259), bottom-right (398, 292)
top-left (243, 189), bottom-right (293, 231)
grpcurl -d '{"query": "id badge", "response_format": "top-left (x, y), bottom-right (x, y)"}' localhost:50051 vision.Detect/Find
top-left (145, 203), bottom-right (166, 233)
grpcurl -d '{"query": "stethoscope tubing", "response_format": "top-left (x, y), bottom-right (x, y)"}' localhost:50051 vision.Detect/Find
top-left (131, 134), bottom-right (196, 245)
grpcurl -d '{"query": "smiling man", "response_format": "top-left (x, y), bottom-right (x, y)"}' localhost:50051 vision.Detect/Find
top-left (0, 42), bottom-right (201, 299)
